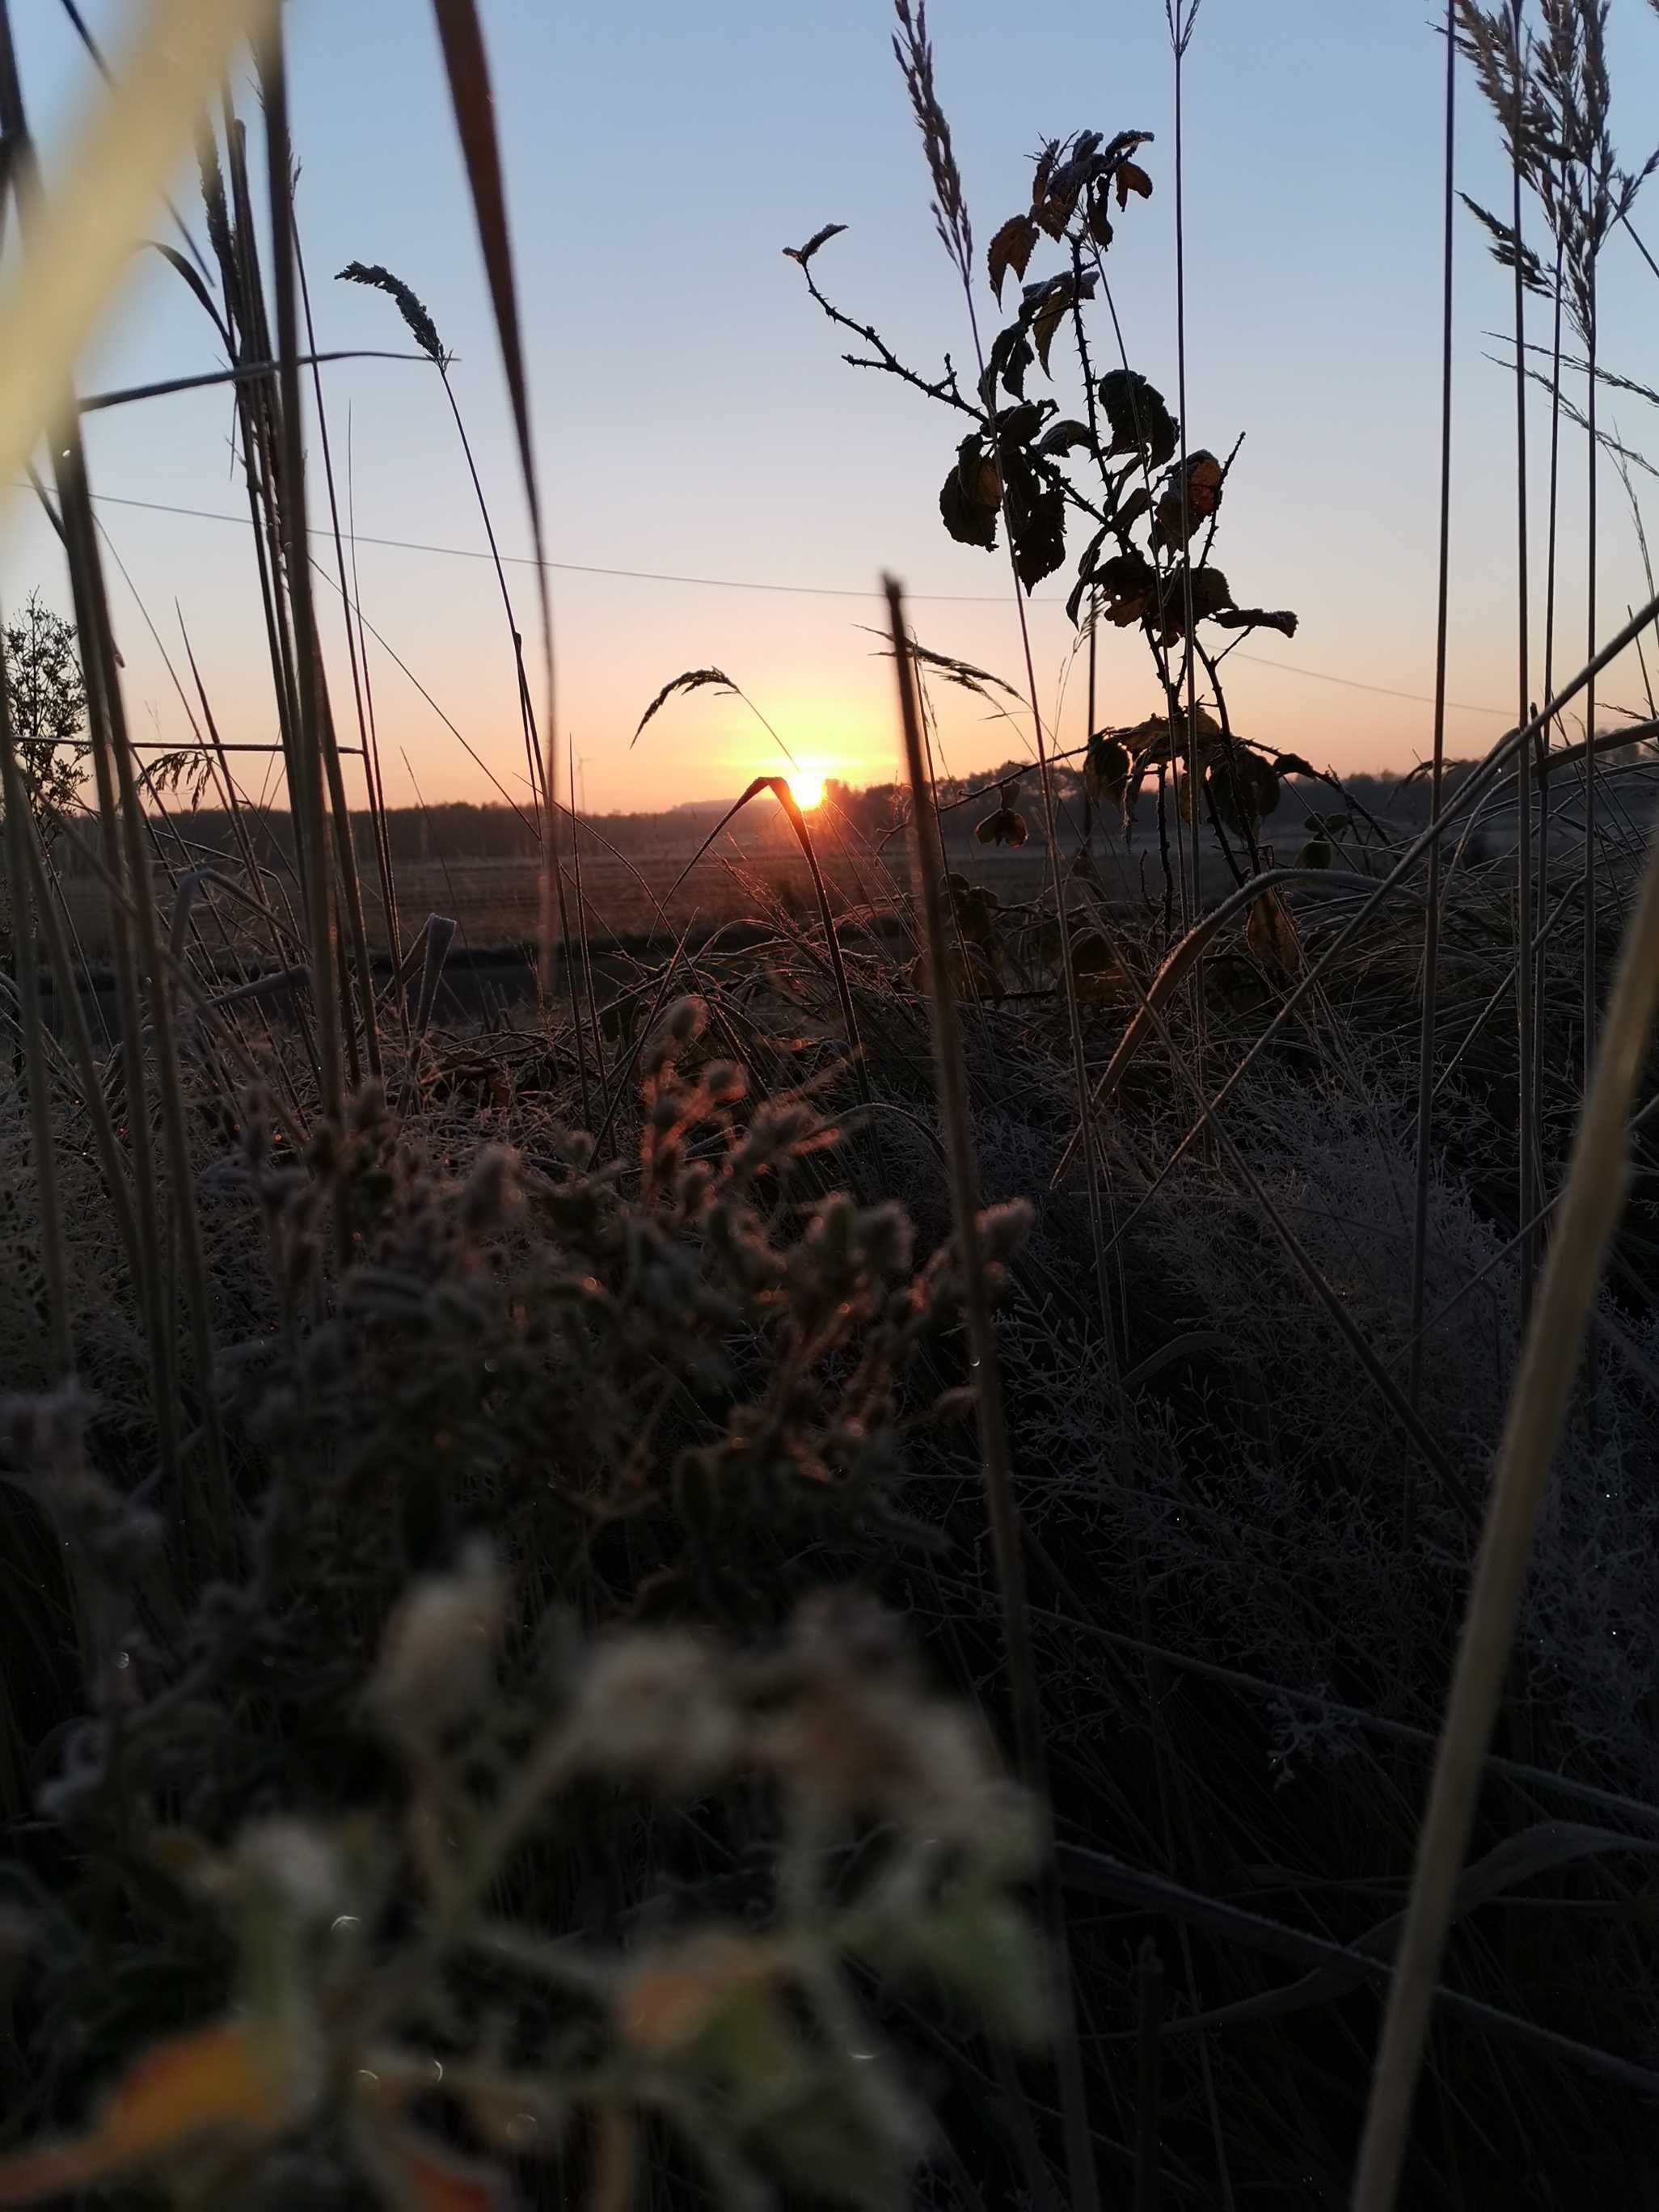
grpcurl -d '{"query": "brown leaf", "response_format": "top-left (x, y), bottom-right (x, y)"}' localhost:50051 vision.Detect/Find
top-left (1208, 746), bottom-right (1280, 836)
top-left (0, 2020), bottom-right (305, 2203)
top-left (1115, 158), bottom-right (1155, 207)
top-left (1084, 732), bottom-right (1131, 808)
top-left (1070, 928), bottom-right (1125, 1003)
top-left (1031, 293), bottom-right (1069, 377)
top-left (1213, 606), bottom-right (1300, 638)
top-left (1246, 888), bottom-right (1302, 973)
top-left (987, 213), bottom-right (1039, 303)
top-left (783, 222), bottom-right (848, 266)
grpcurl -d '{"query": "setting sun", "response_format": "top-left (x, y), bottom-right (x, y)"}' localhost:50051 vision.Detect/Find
top-left (787, 762), bottom-right (828, 809)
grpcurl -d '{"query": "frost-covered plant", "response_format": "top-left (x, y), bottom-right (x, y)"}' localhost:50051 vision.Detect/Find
top-left (0, 1541), bottom-right (1045, 2210)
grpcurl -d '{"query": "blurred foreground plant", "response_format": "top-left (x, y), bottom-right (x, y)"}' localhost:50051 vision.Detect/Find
top-left (0, 1546), bottom-right (1045, 2210)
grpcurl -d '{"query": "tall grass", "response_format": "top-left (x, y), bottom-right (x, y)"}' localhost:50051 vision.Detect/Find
top-left (3, 3), bottom-right (1659, 2210)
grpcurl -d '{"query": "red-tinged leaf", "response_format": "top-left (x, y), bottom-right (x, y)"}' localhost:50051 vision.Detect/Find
top-left (0, 2020), bottom-right (302, 2203)
top-left (374, 2126), bottom-right (511, 2212)
top-left (987, 213), bottom-right (1039, 303)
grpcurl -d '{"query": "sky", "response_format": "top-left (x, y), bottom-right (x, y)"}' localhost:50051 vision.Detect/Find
top-left (3, 0), bottom-right (1659, 816)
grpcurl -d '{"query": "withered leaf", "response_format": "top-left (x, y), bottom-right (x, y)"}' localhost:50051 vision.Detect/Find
top-left (940, 435), bottom-right (1001, 551)
top-left (988, 213), bottom-right (1041, 303)
top-left (1162, 564), bottom-right (1235, 633)
top-left (1002, 452), bottom-right (1067, 591)
top-left (783, 222), bottom-right (848, 267)
top-left (1097, 369), bottom-right (1178, 468)
top-left (1207, 746), bottom-right (1280, 836)
top-left (1213, 606), bottom-right (1300, 639)
top-left (1115, 158), bottom-right (1155, 207)
top-left (980, 323), bottom-right (1034, 409)
top-left (975, 806), bottom-right (1028, 847)
top-left (1246, 887), bottom-right (1302, 973)
top-left (1083, 732), bottom-right (1131, 808)
top-left (1094, 547), bottom-right (1159, 627)
top-left (1036, 418), bottom-right (1095, 458)
top-left (995, 399), bottom-right (1048, 445)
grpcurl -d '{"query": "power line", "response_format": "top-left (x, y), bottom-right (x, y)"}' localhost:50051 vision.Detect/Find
top-left (26, 480), bottom-right (1512, 720)
top-left (1226, 650), bottom-right (1509, 718)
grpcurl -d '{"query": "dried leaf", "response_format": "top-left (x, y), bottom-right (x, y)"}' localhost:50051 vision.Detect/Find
top-left (1093, 547), bottom-right (1159, 628)
top-left (1096, 368), bottom-right (1178, 468)
top-left (365, 2125), bottom-right (510, 2212)
top-left (980, 323), bottom-right (1034, 408)
top-left (995, 399), bottom-right (1049, 445)
top-left (1083, 732), bottom-right (1131, 808)
top-left (1155, 450), bottom-right (1224, 550)
top-left (1036, 417), bottom-right (1094, 458)
top-left (618, 1931), bottom-right (778, 2058)
top-left (940, 435), bottom-right (1001, 551)
top-left (1207, 746), bottom-right (1280, 836)
top-left (782, 221), bottom-right (847, 266)
top-left (0, 2020), bottom-right (303, 2202)
top-left (1213, 606), bottom-right (1299, 638)
top-left (1002, 451), bottom-right (1066, 590)
top-left (975, 806), bottom-right (1028, 846)
top-left (1246, 887), bottom-right (1302, 973)
top-left (987, 213), bottom-right (1039, 302)
top-left (1114, 158), bottom-right (1155, 206)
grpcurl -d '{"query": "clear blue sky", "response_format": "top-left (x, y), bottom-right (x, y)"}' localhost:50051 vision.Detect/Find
top-left (4, 1), bottom-right (1658, 812)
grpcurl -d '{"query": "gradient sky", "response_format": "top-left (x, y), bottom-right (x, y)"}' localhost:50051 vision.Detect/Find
top-left (4, 1), bottom-right (1658, 813)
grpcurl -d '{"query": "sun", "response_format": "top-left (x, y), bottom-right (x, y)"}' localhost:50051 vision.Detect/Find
top-left (787, 762), bottom-right (827, 809)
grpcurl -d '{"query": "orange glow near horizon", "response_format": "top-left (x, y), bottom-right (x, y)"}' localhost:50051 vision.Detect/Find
top-left (787, 760), bottom-right (828, 810)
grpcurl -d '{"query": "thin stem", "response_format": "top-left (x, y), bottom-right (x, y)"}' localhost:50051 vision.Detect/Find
top-left (886, 576), bottom-right (1100, 2212)
top-left (1509, 6), bottom-right (1534, 1330)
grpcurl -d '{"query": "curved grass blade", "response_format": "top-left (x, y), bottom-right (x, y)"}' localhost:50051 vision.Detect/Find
top-left (79, 349), bottom-right (430, 412)
top-left (0, 0), bottom-right (277, 498)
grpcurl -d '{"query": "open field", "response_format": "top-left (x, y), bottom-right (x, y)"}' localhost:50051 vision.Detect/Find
top-left (7, 5), bottom-right (1659, 2211)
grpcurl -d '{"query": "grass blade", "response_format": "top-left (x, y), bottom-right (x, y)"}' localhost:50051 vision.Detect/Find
top-left (885, 573), bottom-right (1100, 2212)
top-left (1350, 735), bottom-right (1659, 2211)
top-left (428, 0), bottom-right (559, 987)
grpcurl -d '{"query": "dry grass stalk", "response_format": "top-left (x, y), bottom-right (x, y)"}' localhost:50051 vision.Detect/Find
top-left (1351, 705), bottom-right (1659, 2209)
top-left (885, 573), bottom-right (1100, 2212)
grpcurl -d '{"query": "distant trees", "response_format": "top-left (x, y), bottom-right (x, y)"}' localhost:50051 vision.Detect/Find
top-left (1, 593), bottom-right (88, 850)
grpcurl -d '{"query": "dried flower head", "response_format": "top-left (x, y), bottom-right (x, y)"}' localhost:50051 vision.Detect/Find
top-left (367, 1537), bottom-right (506, 1746)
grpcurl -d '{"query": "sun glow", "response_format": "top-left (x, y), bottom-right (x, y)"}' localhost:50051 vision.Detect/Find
top-left (787, 762), bottom-right (828, 809)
